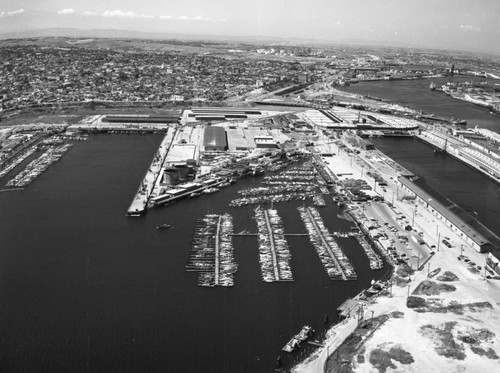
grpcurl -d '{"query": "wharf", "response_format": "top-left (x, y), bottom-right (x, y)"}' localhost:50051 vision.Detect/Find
top-left (337, 295), bottom-right (364, 319)
top-left (152, 179), bottom-right (225, 206)
top-left (127, 129), bottom-right (176, 215)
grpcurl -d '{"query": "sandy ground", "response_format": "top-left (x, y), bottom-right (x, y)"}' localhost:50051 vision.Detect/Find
top-left (294, 133), bottom-right (500, 373)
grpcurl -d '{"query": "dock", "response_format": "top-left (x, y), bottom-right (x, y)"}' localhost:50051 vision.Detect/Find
top-left (126, 129), bottom-right (176, 215)
top-left (264, 209), bottom-right (281, 280)
top-left (186, 213), bottom-right (237, 287)
top-left (299, 206), bottom-right (357, 280)
top-left (337, 295), bottom-right (364, 319)
top-left (304, 207), bottom-right (348, 281)
top-left (255, 207), bottom-right (293, 282)
top-left (215, 215), bottom-right (221, 286)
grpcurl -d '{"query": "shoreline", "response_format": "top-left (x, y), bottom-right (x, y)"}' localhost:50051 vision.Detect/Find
top-left (293, 131), bottom-right (500, 372)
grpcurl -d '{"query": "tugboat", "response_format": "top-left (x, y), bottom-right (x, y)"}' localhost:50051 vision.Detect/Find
top-left (157, 223), bottom-right (171, 230)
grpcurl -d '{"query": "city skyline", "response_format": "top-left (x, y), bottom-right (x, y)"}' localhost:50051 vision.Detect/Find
top-left (1, 0), bottom-right (500, 55)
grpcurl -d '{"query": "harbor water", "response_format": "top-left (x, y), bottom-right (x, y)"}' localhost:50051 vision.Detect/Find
top-left (0, 134), bottom-right (389, 372)
top-left (342, 77), bottom-right (500, 132)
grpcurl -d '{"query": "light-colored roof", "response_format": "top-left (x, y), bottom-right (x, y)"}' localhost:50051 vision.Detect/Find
top-left (398, 176), bottom-right (488, 247)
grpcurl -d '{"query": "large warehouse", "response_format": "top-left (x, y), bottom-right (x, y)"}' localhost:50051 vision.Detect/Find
top-left (203, 126), bottom-right (228, 151)
top-left (396, 176), bottom-right (491, 252)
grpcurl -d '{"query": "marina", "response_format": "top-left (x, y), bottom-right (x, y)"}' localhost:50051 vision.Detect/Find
top-left (5, 144), bottom-right (73, 188)
top-left (229, 164), bottom-right (319, 207)
top-left (254, 206), bottom-right (293, 282)
top-left (0, 146), bottom-right (37, 178)
top-left (298, 206), bottom-right (357, 280)
top-left (186, 213), bottom-right (237, 287)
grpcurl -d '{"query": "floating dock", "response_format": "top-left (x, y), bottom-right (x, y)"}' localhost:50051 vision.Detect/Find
top-left (352, 233), bottom-right (383, 270)
top-left (186, 213), bottom-right (237, 287)
top-left (254, 207), bottom-right (293, 282)
top-left (299, 206), bottom-right (357, 280)
top-left (6, 144), bottom-right (72, 188)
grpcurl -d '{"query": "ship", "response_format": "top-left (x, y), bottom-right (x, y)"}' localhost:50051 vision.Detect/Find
top-left (157, 224), bottom-right (171, 230)
top-left (429, 81), bottom-right (436, 91)
top-left (282, 325), bottom-right (314, 352)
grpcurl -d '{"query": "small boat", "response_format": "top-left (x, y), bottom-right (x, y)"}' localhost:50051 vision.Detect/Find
top-left (157, 224), bottom-right (171, 230)
top-left (282, 325), bottom-right (314, 352)
top-left (203, 187), bottom-right (219, 194)
top-left (189, 192), bottom-right (201, 198)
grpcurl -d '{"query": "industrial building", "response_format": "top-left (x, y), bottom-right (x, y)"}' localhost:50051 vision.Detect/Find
top-left (396, 176), bottom-right (490, 252)
top-left (187, 107), bottom-right (263, 122)
top-left (486, 251), bottom-right (500, 276)
top-left (254, 135), bottom-right (279, 149)
top-left (203, 126), bottom-right (228, 151)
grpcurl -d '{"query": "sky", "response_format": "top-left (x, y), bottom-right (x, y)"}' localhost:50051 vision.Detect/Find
top-left (1, 0), bottom-right (500, 54)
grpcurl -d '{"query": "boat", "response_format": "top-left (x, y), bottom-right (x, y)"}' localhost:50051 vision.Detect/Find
top-left (282, 325), bottom-right (314, 352)
top-left (189, 192), bottom-right (201, 198)
top-left (157, 223), bottom-right (171, 229)
top-left (203, 187), bottom-right (219, 194)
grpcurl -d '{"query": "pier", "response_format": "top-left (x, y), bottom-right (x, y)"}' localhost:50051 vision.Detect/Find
top-left (255, 207), bottom-right (293, 282)
top-left (352, 233), bottom-right (383, 270)
top-left (186, 213), bottom-right (237, 287)
top-left (304, 207), bottom-right (347, 281)
top-left (215, 215), bottom-right (221, 286)
top-left (127, 129), bottom-right (176, 215)
top-left (5, 144), bottom-right (73, 188)
top-left (263, 209), bottom-right (280, 280)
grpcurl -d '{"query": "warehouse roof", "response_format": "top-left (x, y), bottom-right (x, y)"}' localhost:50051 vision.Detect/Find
top-left (203, 126), bottom-right (227, 149)
top-left (398, 176), bottom-right (488, 247)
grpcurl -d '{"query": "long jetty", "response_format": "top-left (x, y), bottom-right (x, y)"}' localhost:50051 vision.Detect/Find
top-left (127, 129), bottom-right (176, 216)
